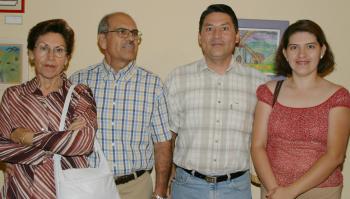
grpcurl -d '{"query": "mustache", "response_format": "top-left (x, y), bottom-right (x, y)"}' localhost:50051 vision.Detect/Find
top-left (123, 40), bottom-right (136, 48)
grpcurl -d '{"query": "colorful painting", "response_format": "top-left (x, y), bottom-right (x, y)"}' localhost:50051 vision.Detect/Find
top-left (234, 19), bottom-right (289, 74)
top-left (0, 44), bottom-right (22, 84)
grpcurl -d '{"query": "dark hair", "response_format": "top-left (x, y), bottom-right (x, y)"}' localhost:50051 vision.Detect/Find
top-left (27, 19), bottom-right (75, 57)
top-left (275, 19), bottom-right (334, 77)
top-left (199, 4), bottom-right (238, 32)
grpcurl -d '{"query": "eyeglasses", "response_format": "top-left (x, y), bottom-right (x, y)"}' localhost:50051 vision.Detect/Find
top-left (34, 43), bottom-right (67, 58)
top-left (105, 28), bottom-right (142, 40)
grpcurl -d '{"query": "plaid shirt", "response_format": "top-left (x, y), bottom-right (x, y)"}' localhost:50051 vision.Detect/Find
top-left (165, 57), bottom-right (268, 175)
top-left (70, 60), bottom-right (171, 176)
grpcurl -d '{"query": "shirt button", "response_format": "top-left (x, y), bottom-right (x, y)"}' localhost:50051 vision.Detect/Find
top-left (217, 100), bottom-right (221, 104)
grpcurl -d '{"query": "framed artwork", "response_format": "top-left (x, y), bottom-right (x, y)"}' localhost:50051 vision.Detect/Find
top-left (234, 19), bottom-right (289, 74)
top-left (0, 43), bottom-right (23, 84)
top-left (0, 0), bottom-right (24, 13)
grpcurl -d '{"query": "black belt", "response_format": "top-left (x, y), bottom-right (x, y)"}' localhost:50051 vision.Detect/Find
top-left (115, 169), bottom-right (151, 185)
top-left (181, 167), bottom-right (246, 183)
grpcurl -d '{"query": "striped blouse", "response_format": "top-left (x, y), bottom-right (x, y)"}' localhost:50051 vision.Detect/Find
top-left (0, 75), bottom-right (97, 199)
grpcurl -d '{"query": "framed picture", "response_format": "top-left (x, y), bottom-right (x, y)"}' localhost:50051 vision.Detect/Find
top-left (0, 0), bottom-right (24, 13)
top-left (0, 43), bottom-right (23, 84)
top-left (234, 19), bottom-right (289, 74)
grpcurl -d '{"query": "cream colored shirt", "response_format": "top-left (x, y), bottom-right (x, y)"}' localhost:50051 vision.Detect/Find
top-left (165, 57), bottom-right (268, 175)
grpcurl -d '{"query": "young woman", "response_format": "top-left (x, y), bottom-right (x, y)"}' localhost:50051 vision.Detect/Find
top-left (251, 20), bottom-right (350, 199)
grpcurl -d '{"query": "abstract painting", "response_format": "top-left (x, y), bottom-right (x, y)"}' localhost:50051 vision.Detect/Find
top-left (0, 44), bottom-right (22, 84)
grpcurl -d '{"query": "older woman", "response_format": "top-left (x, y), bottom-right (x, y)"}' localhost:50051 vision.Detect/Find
top-left (251, 20), bottom-right (350, 199)
top-left (0, 19), bottom-right (97, 198)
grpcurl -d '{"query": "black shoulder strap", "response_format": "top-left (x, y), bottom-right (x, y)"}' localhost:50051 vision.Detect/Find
top-left (272, 80), bottom-right (284, 106)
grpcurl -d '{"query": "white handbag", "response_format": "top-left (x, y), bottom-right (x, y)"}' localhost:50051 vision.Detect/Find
top-left (53, 85), bottom-right (120, 199)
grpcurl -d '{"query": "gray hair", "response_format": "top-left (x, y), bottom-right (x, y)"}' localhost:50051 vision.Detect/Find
top-left (97, 13), bottom-right (114, 34)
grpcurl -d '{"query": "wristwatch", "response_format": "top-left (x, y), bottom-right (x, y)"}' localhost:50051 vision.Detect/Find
top-left (152, 194), bottom-right (168, 199)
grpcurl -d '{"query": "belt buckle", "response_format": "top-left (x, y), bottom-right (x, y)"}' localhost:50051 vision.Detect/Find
top-left (205, 176), bottom-right (217, 183)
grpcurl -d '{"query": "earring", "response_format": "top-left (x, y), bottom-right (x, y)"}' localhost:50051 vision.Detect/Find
top-left (320, 55), bottom-right (323, 59)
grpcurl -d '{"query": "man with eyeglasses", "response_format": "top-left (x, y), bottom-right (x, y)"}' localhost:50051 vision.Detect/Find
top-left (70, 12), bottom-right (172, 199)
top-left (165, 4), bottom-right (268, 199)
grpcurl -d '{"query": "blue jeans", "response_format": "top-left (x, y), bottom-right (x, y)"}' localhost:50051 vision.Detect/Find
top-left (171, 167), bottom-right (251, 199)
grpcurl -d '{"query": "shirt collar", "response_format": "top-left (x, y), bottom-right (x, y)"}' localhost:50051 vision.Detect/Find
top-left (197, 55), bottom-right (236, 74)
top-left (24, 73), bottom-right (70, 96)
top-left (102, 59), bottom-right (136, 81)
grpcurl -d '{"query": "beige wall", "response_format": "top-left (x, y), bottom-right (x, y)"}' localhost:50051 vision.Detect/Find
top-left (1, 0), bottom-right (349, 198)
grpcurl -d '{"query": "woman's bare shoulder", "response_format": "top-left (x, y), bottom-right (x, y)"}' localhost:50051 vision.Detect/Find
top-left (322, 79), bottom-right (343, 94)
top-left (265, 79), bottom-right (283, 92)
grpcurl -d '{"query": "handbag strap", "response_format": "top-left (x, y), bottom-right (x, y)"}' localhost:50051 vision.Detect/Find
top-left (54, 84), bottom-right (112, 173)
top-left (54, 84), bottom-right (76, 165)
top-left (272, 80), bottom-right (283, 106)
top-left (54, 84), bottom-right (76, 198)
top-left (59, 85), bottom-right (76, 131)
top-left (92, 140), bottom-right (111, 170)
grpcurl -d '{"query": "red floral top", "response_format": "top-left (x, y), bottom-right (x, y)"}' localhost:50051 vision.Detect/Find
top-left (257, 84), bottom-right (350, 187)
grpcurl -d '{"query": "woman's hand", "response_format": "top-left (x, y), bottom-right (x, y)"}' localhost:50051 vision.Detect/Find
top-left (265, 186), bottom-right (278, 198)
top-left (10, 128), bottom-right (34, 145)
top-left (68, 117), bottom-right (86, 131)
top-left (5, 163), bottom-right (14, 176)
top-left (267, 186), bottom-right (297, 199)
